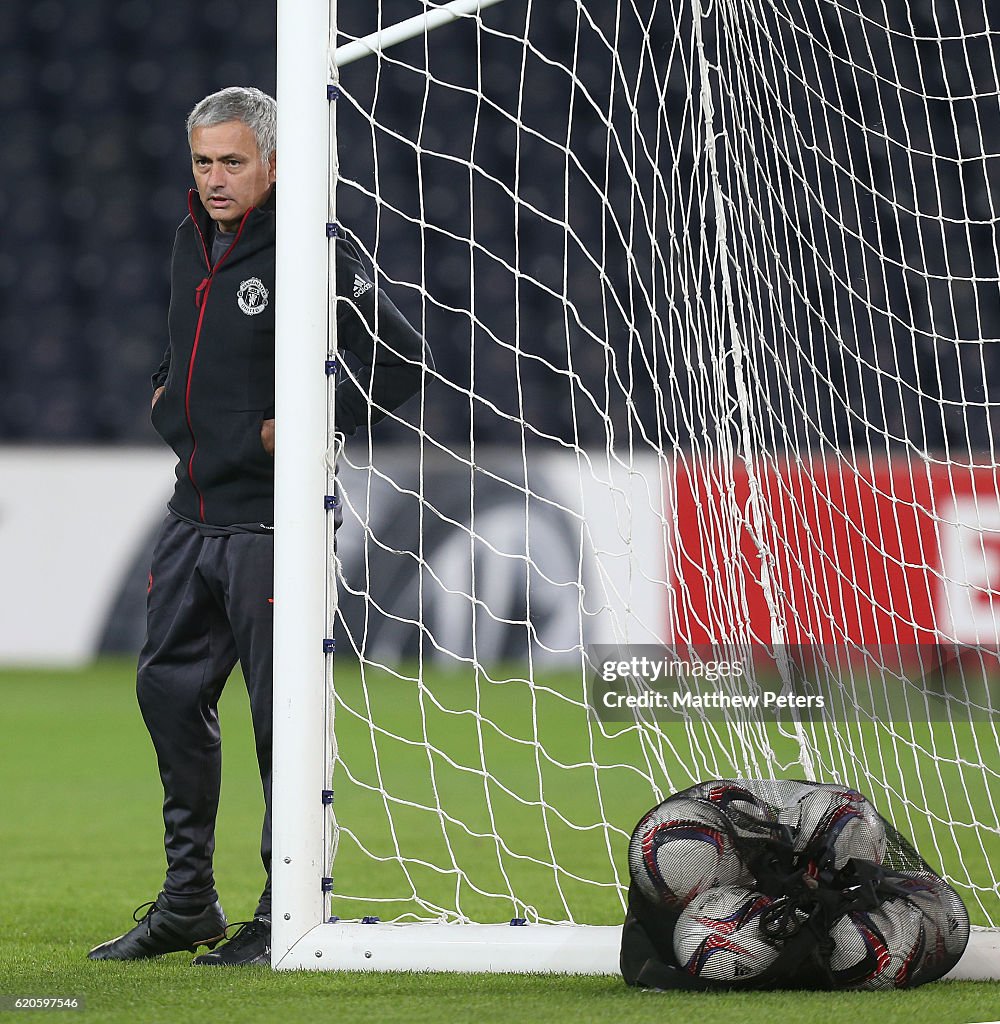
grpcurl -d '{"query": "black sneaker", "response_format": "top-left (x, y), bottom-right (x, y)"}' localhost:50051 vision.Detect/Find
top-left (191, 917), bottom-right (270, 966)
top-left (88, 896), bottom-right (227, 961)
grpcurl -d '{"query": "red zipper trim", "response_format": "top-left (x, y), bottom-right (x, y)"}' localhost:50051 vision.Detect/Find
top-left (189, 190), bottom-right (212, 270)
top-left (183, 195), bottom-right (254, 521)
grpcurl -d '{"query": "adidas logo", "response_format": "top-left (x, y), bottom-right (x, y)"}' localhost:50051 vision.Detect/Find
top-left (353, 273), bottom-right (373, 299)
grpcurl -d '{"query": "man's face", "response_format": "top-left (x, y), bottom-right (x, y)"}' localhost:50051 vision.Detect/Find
top-left (190, 120), bottom-right (276, 233)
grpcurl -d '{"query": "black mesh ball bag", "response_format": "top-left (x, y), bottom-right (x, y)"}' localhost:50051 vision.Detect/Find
top-left (621, 779), bottom-right (970, 991)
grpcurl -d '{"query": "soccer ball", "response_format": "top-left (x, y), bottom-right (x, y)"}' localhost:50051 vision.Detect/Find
top-left (702, 781), bottom-right (780, 838)
top-left (780, 786), bottom-right (887, 869)
top-left (891, 871), bottom-right (970, 968)
top-left (628, 798), bottom-right (749, 909)
top-left (673, 886), bottom-right (782, 982)
top-left (827, 899), bottom-right (927, 989)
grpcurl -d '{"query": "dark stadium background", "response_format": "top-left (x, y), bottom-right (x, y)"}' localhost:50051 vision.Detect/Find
top-left (2, 1), bottom-right (997, 452)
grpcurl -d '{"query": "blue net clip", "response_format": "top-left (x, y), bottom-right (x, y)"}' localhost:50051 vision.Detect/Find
top-left (324, 494), bottom-right (339, 510)
top-left (327, 85), bottom-right (341, 101)
top-left (322, 638), bottom-right (336, 654)
top-left (326, 222), bottom-right (340, 238)
top-left (321, 789), bottom-right (334, 805)
top-left (361, 916), bottom-right (380, 925)
top-left (325, 359), bottom-right (338, 376)
top-left (321, 877), bottom-right (334, 893)
top-left (509, 918), bottom-right (528, 927)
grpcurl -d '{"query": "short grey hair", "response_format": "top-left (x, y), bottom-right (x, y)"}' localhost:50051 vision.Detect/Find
top-left (186, 86), bottom-right (277, 162)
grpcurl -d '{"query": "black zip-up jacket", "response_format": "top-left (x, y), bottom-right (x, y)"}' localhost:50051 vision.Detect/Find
top-left (151, 189), bottom-right (429, 529)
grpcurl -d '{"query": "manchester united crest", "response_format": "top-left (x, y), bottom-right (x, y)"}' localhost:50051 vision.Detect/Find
top-left (237, 277), bottom-right (269, 316)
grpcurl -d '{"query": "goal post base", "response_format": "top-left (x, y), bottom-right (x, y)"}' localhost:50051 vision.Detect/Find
top-left (945, 928), bottom-right (1000, 982)
top-left (272, 921), bottom-right (622, 973)
top-left (272, 922), bottom-right (999, 979)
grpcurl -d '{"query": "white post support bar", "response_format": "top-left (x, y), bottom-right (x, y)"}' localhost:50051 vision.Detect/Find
top-left (268, 920), bottom-right (1000, 979)
top-left (333, 0), bottom-right (505, 68)
top-left (274, 922), bottom-right (623, 974)
top-left (945, 928), bottom-right (1000, 981)
top-left (273, 0), bottom-right (332, 967)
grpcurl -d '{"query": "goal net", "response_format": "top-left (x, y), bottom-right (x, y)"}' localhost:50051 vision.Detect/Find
top-left (272, 0), bottom-right (1000, 975)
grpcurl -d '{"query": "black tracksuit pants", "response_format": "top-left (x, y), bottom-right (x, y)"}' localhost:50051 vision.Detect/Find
top-left (136, 513), bottom-right (273, 918)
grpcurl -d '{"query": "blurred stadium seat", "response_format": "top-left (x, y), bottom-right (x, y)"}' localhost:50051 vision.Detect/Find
top-left (1, 0), bottom-right (997, 450)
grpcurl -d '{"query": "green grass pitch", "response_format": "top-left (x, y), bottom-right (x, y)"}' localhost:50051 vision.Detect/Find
top-left (2, 660), bottom-right (999, 1023)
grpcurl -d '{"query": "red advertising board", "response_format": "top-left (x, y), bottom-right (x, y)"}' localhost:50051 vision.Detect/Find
top-left (669, 458), bottom-right (1000, 645)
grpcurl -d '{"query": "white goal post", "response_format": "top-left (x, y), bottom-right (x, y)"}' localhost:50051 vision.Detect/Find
top-left (273, 0), bottom-right (1000, 978)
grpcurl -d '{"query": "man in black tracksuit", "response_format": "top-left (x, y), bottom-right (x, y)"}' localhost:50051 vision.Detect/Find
top-left (88, 87), bottom-right (429, 966)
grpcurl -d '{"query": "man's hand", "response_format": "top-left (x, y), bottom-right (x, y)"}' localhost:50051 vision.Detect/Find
top-left (261, 418), bottom-right (275, 456)
top-left (152, 386), bottom-right (165, 409)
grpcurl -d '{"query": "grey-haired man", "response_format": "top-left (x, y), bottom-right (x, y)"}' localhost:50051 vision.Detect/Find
top-left (88, 87), bottom-right (429, 966)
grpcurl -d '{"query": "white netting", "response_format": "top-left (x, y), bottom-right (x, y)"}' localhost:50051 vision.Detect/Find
top-left (321, 0), bottom-right (1000, 929)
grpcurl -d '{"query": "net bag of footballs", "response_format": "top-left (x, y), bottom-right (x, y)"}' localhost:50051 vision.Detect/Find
top-left (620, 779), bottom-right (970, 991)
